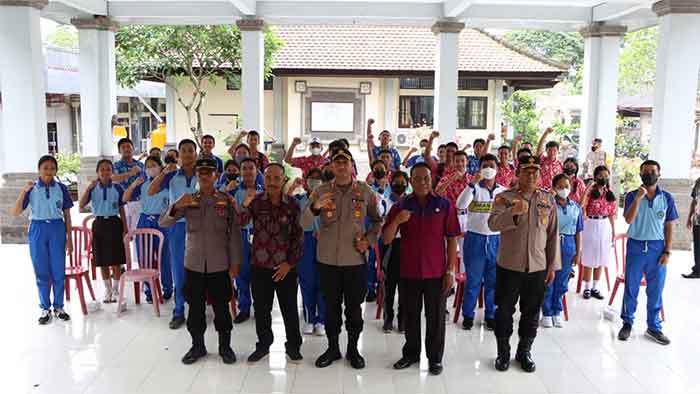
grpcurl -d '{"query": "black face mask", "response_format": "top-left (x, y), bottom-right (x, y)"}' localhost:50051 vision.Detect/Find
top-left (322, 170), bottom-right (335, 182)
top-left (391, 183), bottom-right (407, 195)
top-left (225, 173), bottom-right (239, 182)
top-left (641, 172), bottom-right (658, 186)
top-left (373, 169), bottom-right (386, 180)
top-left (563, 167), bottom-right (577, 176)
top-left (591, 146), bottom-right (598, 152)
top-left (596, 178), bottom-right (609, 187)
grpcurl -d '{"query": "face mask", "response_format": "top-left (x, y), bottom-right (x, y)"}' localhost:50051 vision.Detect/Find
top-left (641, 172), bottom-right (658, 186)
top-left (311, 147), bottom-right (322, 155)
top-left (373, 169), bottom-right (386, 180)
top-left (307, 179), bottom-right (322, 191)
top-left (596, 178), bottom-right (608, 187)
top-left (322, 170), bottom-right (335, 182)
top-left (225, 173), bottom-right (239, 182)
top-left (563, 167), bottom-right (577, 176)
top-left (146, 167), bottom-right (160, 178)
top-left (591, 146), bottom-right (598, 152)
top-left (235, 156), bottom-right (247, 164)
top-left (391, 183), bottom-right (407, 195)
top-left (480, 167), bottom-right (497, 180)
top-left (556, 188), bottom-right (571, 199)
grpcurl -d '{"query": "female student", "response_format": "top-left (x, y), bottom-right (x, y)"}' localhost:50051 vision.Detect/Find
top-left (542, 174), bottom-right (583, 328)
top-left (580, 165), bottom-right (617, 300)
top-left (12, 155), bottom-right (74, 324)
top-left (217, 159), bottom-right (241, 195)
top-left (79, 159), bottom-right (128, 305)
top-left (123, 156), bottom-right (172, 303)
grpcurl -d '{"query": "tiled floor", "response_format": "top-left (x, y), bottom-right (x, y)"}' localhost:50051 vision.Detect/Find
top-left (4, 244), bottom-right (700, 394)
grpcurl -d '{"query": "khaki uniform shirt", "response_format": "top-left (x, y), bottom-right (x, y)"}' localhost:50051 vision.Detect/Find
top-left (301, 180), bottom-right (381, 267)
top-left (160, 191), bottom-right (242, 273)
top-left (488, 188), bottom-right (561, 273)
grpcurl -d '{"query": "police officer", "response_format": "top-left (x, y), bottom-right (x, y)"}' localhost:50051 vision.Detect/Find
top-left (302, 148), bottom-right (382, 370)
top-left (159, 158), bottom-right (242, 365)
top-left (488, 155), bottom-right (560, 373)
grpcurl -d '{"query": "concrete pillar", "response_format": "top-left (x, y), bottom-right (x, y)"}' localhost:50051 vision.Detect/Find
top-left (272, 76), bottom-right (284, 144)
top-left (578, 23), bottom-right (627, 164)
top-left (0, 0), bottom-right (49, 243)
top-left (432, 20), bottom-right (464, 143)
top-left (73, 16), bottom-right (119, 202)
top-left (384, 78), bottom-right (397, 133)
top-left (493, 80), bottom-right (505, 145)
top-left (165, 80), bottom-right (177, 147)
top-left (237, 18), bottom-right (265, 132)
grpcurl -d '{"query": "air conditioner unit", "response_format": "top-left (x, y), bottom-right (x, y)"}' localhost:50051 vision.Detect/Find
top-left (395, 130), bottom-right (411, 147)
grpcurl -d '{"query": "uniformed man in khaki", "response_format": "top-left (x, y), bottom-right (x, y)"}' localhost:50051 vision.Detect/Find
top-left (160, 158), bottom-right (242, 365)
top-left (301, 148), bottom-right (382, 370)
top-left (488, 155), bottom-right (560, 373)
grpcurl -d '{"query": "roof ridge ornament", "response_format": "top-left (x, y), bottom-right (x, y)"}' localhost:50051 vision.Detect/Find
top-left (653, 0), bottom-right (700, 16)
top-left (579, 22), bottom-right (627, 38)
top-left (0, 0), bottom-right (48, 9)
top-left (71, 16), bottom-right (119, 32)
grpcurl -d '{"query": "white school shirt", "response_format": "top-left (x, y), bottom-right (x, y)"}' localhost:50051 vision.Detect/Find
top-left (456, 181), bottom-right (507, 236)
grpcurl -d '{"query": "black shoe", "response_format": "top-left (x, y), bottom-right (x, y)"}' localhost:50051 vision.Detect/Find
top-left (233, 312), bottom-right (250, 324)
top-left (38, 310), bottom-right (52, 325)
top-left (583, 289), bottom-right (591, 300)
top-left (397, 319), bottom-right (405, 333)
top-left (393, 357), bottom-right (420, 370)
top-left (54, 308), bottom-right (71, 321)
top-left (495, 337), bottom-right (510, 372)
top-left (515, 337), bottom-right (536, 373)
top-left (365, 292), bottom-right (377, 303)
top-left (382, 320), bottom-right (393, 333)
top-left (219, 346), bottom-right (237, 364)
top-left (286, 348), bottom-right (303, 363)
top-left (169, 315), bottom-right (186, 330)
top-left (346, 350), bottom-right (366, 369)
top-left (485, 319), bottom-right (496, 331)
top-left (428, 362), bottom-right (443, 375)
top-left (182, 346), bottom-right (207, 365)
top-left (163, 291), bottom-right (173, 301)
top-left (682, 271), bottom-right (700, 279)
top-left (645, 329), bottom-right (671, 345)
top-left (247, 348), bottom-right (270, 363)
top-left (145, 293), bottom-right (153, 304)
top-left (315, 348), bottom-right (342, 368)
top-left (569, 271), bottom-right (575, 279)
top-left (462, 317), bottom-right (474, 330)
top-left (618, 323), bottom-right (632, 341)
top-left (590, 289), bottom-right (605, 300)
top-left (448, 287), bottom-right (456, 297)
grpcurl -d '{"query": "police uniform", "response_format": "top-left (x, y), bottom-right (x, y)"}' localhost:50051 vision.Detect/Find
top-left (159, 158), bottom-right (242, 364)
top-left (89, 180), bottom-right (127, 268)
top-left (22, 178), bottom-right (74, 312)
top-left (488, 155), bottom-right (560, 372)
top-left (232, 181), bottom-right (264, 319)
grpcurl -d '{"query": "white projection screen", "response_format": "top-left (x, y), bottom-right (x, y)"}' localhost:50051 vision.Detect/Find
top-left (311, 102), bottom-right (354, 132)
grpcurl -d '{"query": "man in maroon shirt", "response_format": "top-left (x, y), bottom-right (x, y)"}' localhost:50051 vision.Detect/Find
top-left (382, 162), bottom-right (460, 376)
top-left (239, 163), bottom-right (304, 363)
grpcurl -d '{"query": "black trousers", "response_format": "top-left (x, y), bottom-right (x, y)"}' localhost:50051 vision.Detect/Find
top-left (494, 266), bottom-right (546, 339)
top-left (381, 239), bottom-right (403, 324)
top-left (183, 269), bottom-right (233, 342)
top-left (400, 278), bottom-right (446, 363)
top-left (251, 266), bottom-right (302, 352)
top-left (693, 226), bottom-right (700, 273)
top-left (318, 263), bottom-right (367, 339)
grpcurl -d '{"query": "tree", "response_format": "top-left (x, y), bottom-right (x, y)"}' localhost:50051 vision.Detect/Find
top-left (46, 25), bottom-right (78, 49)
top-left (115, 26), bottom-right (281, 144)
top-left (618, 27), bottom-right (658, 96)
top-left (501, 90), bottom-right (542, 144)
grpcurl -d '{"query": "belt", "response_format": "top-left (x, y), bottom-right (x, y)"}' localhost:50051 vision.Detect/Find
top-left (457, 209), bottom-right (468, 215)
top-left (96, 215), bottom-right (119, 220)
top-left (560, 234), bottom-right (575, 239)
top-left (588, 215), bottom-right (608, 219)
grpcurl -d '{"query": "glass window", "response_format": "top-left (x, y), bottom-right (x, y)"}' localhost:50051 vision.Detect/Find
top-left (458, 78), bottom-right (488, 91)
top-left (400, 77), bottom-right (434, 90)
top-left (398, 96), bottom-right (434, 128)
top-left (457, 97), bottom-right (488, 129)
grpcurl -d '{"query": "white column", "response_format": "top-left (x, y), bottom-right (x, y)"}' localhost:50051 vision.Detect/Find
top-left (650, 0), bottom-right (700, 180)
top-left (504, 85), bottom-right (515, 140)
top-left (493, 80), bottom-right (505, 142)
top-left (165, 81), bottom-right (177, 145)
top-left (578, 23), bottom-right (627, 164)
top-left (432, 20), bottom-right (464, 143)
top-left (0, 0), bottom-right (48, 174)
top-left (73, 16), bottom-right (118, 158)
top-left (384, 78), bottom-right (397, 132)
top-left (237, 18), bottom-right (265, 132)
top-left (272, 76), bottom-right (284, 144)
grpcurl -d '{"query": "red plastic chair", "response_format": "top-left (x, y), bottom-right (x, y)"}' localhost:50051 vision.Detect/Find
top-left (562, 294), bottom-right (569, 321)
top-left (66, 226), bottom-right (96, 315)
top-left (609, 233), bottom-right (665, 321)
top-left (453, 256), bottom-right (466, 323)
top-left (81, 215), bottom-right (97, 280)
top-left (117, 229), bottom-right (164, 317)
top-left (374, 244), bottom-right (385, 320)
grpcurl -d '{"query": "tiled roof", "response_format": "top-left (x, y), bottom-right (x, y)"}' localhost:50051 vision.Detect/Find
top-left (270, 25), bottom-right (567, 74)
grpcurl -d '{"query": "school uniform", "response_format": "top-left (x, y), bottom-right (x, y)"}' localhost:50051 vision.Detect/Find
top-left (114, 159), bottom-right (145, 235)
top-left (23, 178), bottom-right (74, 311)
top-left (233, 182), bottom-right (265, 316)
top-left (295, 193), bottom-right (325, 326)
top-left (542, 199), bottom-right (583, 317)
top-left (89, 181), bottom-right (126, 267)
top-left (366, 182), bottom-right (391, 297)
top-left (622, 187), bottom-right (678, 333)
top-left (128, 178), bottom-right (173, 299)
top-left (159, 169), bottom-right (198, 318)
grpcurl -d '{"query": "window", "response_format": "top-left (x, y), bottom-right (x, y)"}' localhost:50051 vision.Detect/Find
top-left (117, 102), bottom-right (129, 113)
top-left (399, 96), bottom-right (434, 128)
top-left (458, 78), bottom-right (488, 91)
top-left (159, 103), bottom-right (166, 113)
top-left (226, 76), bottom-right (274, 90)
top-left (458, 97), bottom-right (488, 129)
top-left (400, 77), bottom-right (434, 90)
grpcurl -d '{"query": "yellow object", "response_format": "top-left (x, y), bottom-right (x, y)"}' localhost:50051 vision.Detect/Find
top-left (151, 123), bottom-right (166, 149)
top-left (113, 125), bottom-right (127, 138)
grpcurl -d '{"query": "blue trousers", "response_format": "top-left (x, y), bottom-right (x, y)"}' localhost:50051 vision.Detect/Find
top-left (137, 214), bottom-right (173, 298)
top-left (236, 228), bottom-right (252, 314)
top-left (28, 220), bottom-right (67, 310)
top-left (621, 239), bottom-right (666, 332)
top-left (462, 232), bottom-right (499, 320)
top-left (298, 232), bottom-right (325, 324)
top-left (367, 242), bottom-right (378, 295)
top-left (168, 222), bottom-right (187, 317)
top-left (543, 235), bottom-right (576, 317)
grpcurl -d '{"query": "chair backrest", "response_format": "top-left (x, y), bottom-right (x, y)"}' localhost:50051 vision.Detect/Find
top-left (68, 226), bottom-right (88, 268)
top-left (124, 228), bottom-right (164, 271)
top-left (455, 254), bottom-right (462, 274)
top-left (82, 214), bottom-right (95, 230)
top-left (613, 233), bottom-right (628, 279)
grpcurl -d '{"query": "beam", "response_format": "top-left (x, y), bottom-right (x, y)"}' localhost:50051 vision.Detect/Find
top-left (592, 1), bottom-right (654, 21)
top-left (229, 0), bottom-right (255, 15)
top-left (443, 0), bottom-right (471, 18)
top-left (47, 0), bottom-right (106, 15)
top-left (462, 3), bottom-right (591, 23)
top-left (107, 1), bottom-right (240, 24)
top-left (257, 1), bottom-right (443, 23)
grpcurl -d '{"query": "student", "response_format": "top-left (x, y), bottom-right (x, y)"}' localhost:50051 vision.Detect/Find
top-left (562, 158), bottom-right (586, 203)
top-left (436, 151), bottom-right (473, 231)
top-left (495, 145), bottom-right (515, 188)
top-left (580, 165), bottom-right (617, 300)
top-left (199, 134), bottom-right (224, 173)
top-left (12, 155), bottom-right (74, 324)
top-left (535, 127), bottom-right (563, 190)
top-left (286, 136), bottom-right (326, 177)
top-left (228, 130), bottom-right (269, 170)
top-left (112, 138), bottom-right (145, 237)
top-left (466, 134), bottom-right (495, 176)
top-left (684, 175), bottom-right (700, 278)
top-left (365, 159), bottom-right (392, 302)
top-left (231, 144), bottom-right (265, 188)
top-left (403, 139), bottom-right (438, 169)
top-left (123, 156), bottom-right (173, 303)
top-left (79, 159), bottom-right (128, 305)
top-left (149, 139), bottom-right (199, 329)
top-left (366, 118), bottom-right (401, 171)
top-left (619, 160), bottom-right (678, 345)
top-left (542, 174), bottom-right (582, 328)
top-left (217, 160), bottom-right (240, 196)
top-left (231, 158), bottom-right (265, 323)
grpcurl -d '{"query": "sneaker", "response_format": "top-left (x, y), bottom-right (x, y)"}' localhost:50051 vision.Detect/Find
top-left (103, 291), bottom-right (113, 304)
top-left (618, 323), bottom-right (632, 341)
top-left (54, 308), bottom-right (71, 321)
top-left (462, 317), bottom-right (474, 330)
top-left (38, 309), bottom-right (52, 325)
top-left (302, 322), bottom-right (315, 335)
top-left (552, 316), bottom-right (564, 328)
top-left (542, 316), bottom-right (553, 328)
top-left (286, 348), bottom-right (303, 363)
top-left (247, 348), bottom-right (270, 363)
top-left (169, 315), bottom-right (186, 330)
top-left (645, 329), bottom-right (671, 345)
top-left (582, 289), bottom-right (591, 300)
top-left (485, 319), bottom-right (496, 331)
top-left (590, 289), bottom-right (605, 300)
top-left (365, 292), bottom-right (377, 303)
top-left (314, 323), bottom-right (326, 337)
top-left (233, 311), bottom-right (250, 324)
top-left (163, 291), bottom-right (173, 301)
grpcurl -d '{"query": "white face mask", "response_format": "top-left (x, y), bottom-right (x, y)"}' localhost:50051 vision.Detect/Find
top-left (307, 179), bottom-right (322, 191)
top-left (311, 147), bottom-right (322, 155)
top-left (556, 188), bottom-right (571, 199)
top-left (146, 167), bottom-right (160, 178)
top-left (480, 167), bottom-right (497, 180)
